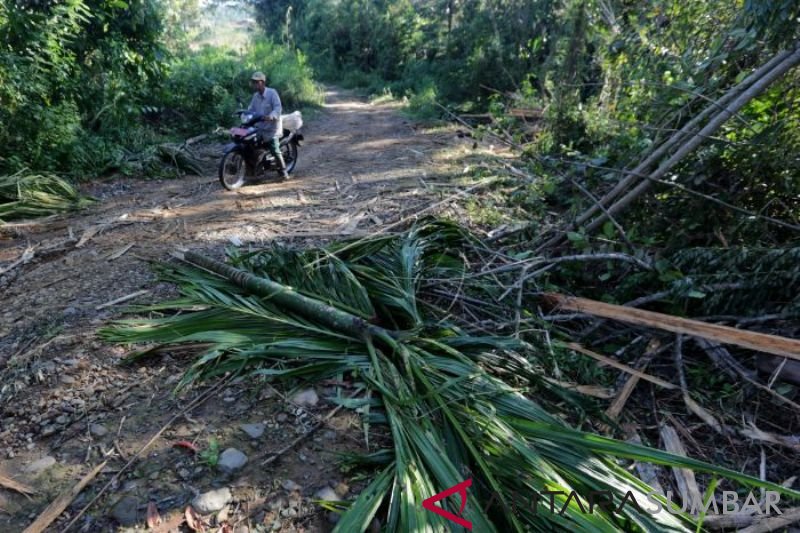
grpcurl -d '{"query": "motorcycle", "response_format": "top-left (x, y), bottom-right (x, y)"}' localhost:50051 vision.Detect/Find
top-left (218, 110), bottom-right (304, 191)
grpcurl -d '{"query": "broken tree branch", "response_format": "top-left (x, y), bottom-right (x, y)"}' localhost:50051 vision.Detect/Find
top-left (0, 473), bottom-right (35, 497)
top-left (694, 339), bottom-right (800, 412)
top-left (605, 339), bottom-right (662, 422)
top-left (547, 293), bottom-right (800, 360)
top-left (22, 461), bottom-right (107, 533)
top-left (738, 507), bottom-right (800, 533)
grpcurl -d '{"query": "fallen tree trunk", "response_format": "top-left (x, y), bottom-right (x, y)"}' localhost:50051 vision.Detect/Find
top-left (545, 293), bottom-right (800, 359)
top-left (182, 251), bottom-right (386, 340)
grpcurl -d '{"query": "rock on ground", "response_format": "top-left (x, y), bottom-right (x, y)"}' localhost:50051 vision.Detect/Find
top-left (281, 479), bottom-right (302, 492)
top-left (111, 495), bottom-right (140, 526)
top-left (291, 388), bottom-right (318, 407)
top-left (89, 423), bottom-right (109, 438)
top-left (218, 448), bottom-right (248, 473)
top-left (240, 423), bottom-right (265, 439)
top-left (192, 487), bottom-right (233, 514)
top-left (314, 486), bottom-right (339, 501)
top-left (23, 456), bottom-right (56, 476)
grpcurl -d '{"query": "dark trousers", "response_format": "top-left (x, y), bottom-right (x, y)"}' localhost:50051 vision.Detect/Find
top-left (245, 136), bottom-right (285, 177)
top-left (265, 137), bottom-right (282, 162)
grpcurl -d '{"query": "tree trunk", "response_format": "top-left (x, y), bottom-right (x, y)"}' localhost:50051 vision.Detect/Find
top-left (183, 251), bottom-right (386, 340)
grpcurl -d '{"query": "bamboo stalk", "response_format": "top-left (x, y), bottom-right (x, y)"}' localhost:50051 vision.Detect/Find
top-left (574, 48), bottom-right (793, 228)
top-left (182, 251), bottom-right (387, 340)
top-left (547, 293), bottom-right (800, 359)
top-left (536, 48), bottom-right (798, 250)
top-left (585, 46), bottom-right (800, 231)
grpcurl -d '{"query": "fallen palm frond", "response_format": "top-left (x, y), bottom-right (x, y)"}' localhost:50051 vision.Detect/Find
top-left (0, 169), bottom-right (94, 222)
top-left (102, 221), bottom-right (800, 532)
top-left (156, 144), bottom-right (205, 176)
top-left (116, 143), bottom-right (205, 178)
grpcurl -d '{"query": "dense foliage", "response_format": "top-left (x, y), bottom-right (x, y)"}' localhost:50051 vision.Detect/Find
top-left (0, 0), bottom-right (321, 180)
top-left (253, 0), bottom-right (799, 247)
top-left (0, 0), bottom-right (166, 174)
top-left (156, 39), bottom-right (321, 134)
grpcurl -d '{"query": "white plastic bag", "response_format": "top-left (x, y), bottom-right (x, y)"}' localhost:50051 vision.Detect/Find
top-left (281, 111), bottom-right (303, 131)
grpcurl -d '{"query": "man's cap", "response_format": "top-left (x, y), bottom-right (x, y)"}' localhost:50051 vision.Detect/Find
top-left (251, 71), bottom-right (266, 81)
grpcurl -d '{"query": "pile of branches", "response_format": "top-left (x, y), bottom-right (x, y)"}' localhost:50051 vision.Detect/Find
top-left (117, 141), bottom-right (206, 178)
top-left (102, 221), bottom-right (799, 532)
top-left (0, 169), bottom-right (93, 222)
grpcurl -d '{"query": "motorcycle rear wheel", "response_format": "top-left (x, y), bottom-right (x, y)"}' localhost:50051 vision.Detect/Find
top-left (282, 142), bottom-right (298, 174)
top-left (219, 151), bottom-right (246, 190)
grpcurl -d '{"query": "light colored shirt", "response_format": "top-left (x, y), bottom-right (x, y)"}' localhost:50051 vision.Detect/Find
top-left (247, 87), bottom-right (283, 138)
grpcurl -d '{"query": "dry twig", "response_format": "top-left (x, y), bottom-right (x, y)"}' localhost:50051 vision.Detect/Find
top-left (566, 342), bottom-right (677, 389)
top-left (60, 377), bottom-right (232, 532)
top-left (23, 461), bottom-right (107, 533)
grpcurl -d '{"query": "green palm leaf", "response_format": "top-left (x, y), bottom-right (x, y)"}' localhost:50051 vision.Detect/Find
top-left (102, 220), bottom-right (800, 532)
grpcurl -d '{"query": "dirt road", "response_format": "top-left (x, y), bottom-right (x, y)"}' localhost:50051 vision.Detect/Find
top-left (0, 89), bottom-right (479, 531)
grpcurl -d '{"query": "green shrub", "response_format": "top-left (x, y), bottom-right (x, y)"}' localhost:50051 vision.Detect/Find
top-left (406, 84), bottom-right (441, 120)
top-left (153, 38), bottom-right (322, 134)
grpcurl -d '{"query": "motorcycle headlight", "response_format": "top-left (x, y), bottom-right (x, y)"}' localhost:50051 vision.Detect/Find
top-left (241, 113), bottom-right (253, 123)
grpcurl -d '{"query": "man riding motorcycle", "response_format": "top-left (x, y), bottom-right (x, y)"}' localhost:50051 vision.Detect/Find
top-left (247, 71), bottom-right (289, 180)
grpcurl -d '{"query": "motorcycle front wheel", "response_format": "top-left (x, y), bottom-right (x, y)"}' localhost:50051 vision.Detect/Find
top-left (219, 150), bottom-right (246, 190)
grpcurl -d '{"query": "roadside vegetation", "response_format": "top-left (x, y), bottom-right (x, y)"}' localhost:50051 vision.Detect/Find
top-left (3, 0), bottom-right (800, 531)
top-left (0, 0), bottom-right (321, 216)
